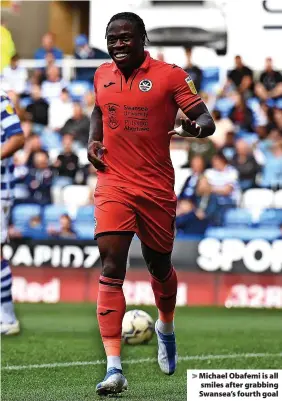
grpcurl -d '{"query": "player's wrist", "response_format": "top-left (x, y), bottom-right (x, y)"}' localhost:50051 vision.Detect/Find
top-left (174, 123), bottom-right (202, 138)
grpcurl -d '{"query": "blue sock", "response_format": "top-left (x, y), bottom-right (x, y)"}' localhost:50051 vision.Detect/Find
top-left (1, 259), bottom-right (16, 323)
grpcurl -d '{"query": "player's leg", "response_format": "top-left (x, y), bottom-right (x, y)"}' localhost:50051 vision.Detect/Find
top-left (1, 204), bottom-right (20, 335)
top-left (94, 186), bottom-right (135, 395)
top-left (95, 234), bottom-right (133, 395)
top-left (136, 190), bottom-right (178, 375)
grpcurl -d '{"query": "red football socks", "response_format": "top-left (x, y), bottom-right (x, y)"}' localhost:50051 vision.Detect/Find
top-left (150, 266), bottom-right (178, 324)
top-left (97, 276), bottom-right (126, 357)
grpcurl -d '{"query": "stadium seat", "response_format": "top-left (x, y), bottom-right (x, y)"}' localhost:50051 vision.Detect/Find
top-left (224, 209), bottom-right (253, 226)
top-left (76, 206), bottom-right (95, 222)
top-left (74, 223), bottom-right (94, 240)
top-left (51, 186), bottom-right (64, 205)
top-left (242, 188), bottom-right (274, 210)
top-left (77, 149), bottom-right (89, 166)
top-left (201, 67), bottom-right (220, 94)
top-left (259, 209), bottom-right (282, 226)
top-left (43, 205), bottom-right (68, 224)
top-left (273, 190), bottom-right (282, 209)
top-left (12, 204), bottom-right (41, 229)
top-left (62, 185), bottom-right (90, 212)
top-left (170, 149), bottom-right (187, 169)
top-left (205, 227), bottom-right (280, 241)
top-left (214, 98), bottom-right (235, 118)
top-left (174, 168), bottom-right (191, 196)
top-left (68, 80), bottom-right (92, 102)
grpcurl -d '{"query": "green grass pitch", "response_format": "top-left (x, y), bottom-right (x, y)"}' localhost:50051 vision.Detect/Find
top-left (1, 304), bottom-right (282, 401)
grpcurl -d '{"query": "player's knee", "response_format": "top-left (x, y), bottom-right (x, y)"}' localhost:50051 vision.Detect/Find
top-left (147, 258), bottom-right (171, 281)
top-left (101, 259), bottom-right (126, 280)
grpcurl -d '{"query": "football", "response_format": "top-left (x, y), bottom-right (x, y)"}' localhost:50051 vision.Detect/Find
top-left (122, 309), bottom-right (155, 345)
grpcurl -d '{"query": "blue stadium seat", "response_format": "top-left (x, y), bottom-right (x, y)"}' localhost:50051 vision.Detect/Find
top-left (201, 67), bottom-right (220, 94)
top-left (74, 223), bottom-right (94, 240)
top-left (214, 98), bottom-right (235, 118)
top-left (205, 227), bottom-right (280, 241)
top-left (224, 209), bottom-right (253, 226)
top-left (43, 205), bottom-right (68, 224)
top-left (76, 206), bottom-right (95, 222)
top-left (68, 80), bottom-right (92, 102)
top-left (259, 209), bottom-right (282, 226)
top-left (12, 204), bottom-right (41, 229)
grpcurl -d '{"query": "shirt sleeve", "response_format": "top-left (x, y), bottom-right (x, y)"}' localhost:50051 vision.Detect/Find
top-left (93, 70), bottom-right (100, 107)
top-left (0, 95), bottom-right (22, 138)
top-left (169, 66), bottom-right (203, 114)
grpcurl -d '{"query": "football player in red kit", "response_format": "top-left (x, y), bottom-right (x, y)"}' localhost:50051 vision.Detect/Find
top-left (87, 12), bottom-right (215, 396)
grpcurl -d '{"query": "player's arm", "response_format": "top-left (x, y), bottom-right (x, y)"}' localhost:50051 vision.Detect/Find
top-left (87, 73), bottom-right (107, 171)
top-left (169, 67), bottom-right (215, 139)
top-left (0, 96), bottom-right (24, 160)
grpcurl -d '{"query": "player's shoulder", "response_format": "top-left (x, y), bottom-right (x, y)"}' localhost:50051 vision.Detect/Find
top-left (150, 58), bottom-right (185, 73)
top-left (150, 58), bottom-right (187, 83)
top-left (95, 62), bottom-right (114, 77)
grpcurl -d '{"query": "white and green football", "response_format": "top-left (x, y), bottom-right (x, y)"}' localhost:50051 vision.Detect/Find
top-left (122, 309), bottom-right (154, 345)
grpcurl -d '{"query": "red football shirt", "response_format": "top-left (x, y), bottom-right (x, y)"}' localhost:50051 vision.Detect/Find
top-left (94, 51), bottom-right (203, 194)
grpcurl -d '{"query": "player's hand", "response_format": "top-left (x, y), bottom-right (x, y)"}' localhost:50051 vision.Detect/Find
top-left (87, 141), bottom-right (107, 172)
top-left (168, 117), bottom-right (201, 138)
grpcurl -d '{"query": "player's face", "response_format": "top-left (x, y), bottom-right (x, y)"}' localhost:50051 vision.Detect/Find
top-left (107, 20), bottom-right (144, 70)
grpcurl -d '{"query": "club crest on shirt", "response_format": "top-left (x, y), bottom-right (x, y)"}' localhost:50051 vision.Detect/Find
top-left (139, 79), bottom-right (153, 92)
top-left (105, 103), bottom-right (120, 129)
top-left (185, 75), bottom-right (197, 95)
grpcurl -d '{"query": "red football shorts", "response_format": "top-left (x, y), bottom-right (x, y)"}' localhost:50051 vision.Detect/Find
top-left (94, 186), bottom-right (177, 253)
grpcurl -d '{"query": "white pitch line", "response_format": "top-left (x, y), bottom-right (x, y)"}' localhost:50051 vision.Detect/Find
top-left (2, 353), bottom-right (282, 371)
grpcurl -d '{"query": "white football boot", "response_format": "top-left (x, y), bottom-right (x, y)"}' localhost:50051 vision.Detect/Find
top-left (96, 367), bottom-right (128, 396)
top-left (155, 320), bottom-right (178, 375)
top-left (0, 320), bottom-right (20, 335)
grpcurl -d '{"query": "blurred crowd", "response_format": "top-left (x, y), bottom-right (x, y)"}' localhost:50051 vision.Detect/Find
top-left (1, 28), bottom-right (282, 239)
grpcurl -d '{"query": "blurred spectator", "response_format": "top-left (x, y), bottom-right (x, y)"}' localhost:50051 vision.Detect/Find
top-left (60, 103), bottom-right (90, 147)
top-left (176, 177), bottom-right (218, 235)
top-left (25, 84), bottom-right (49, 126)
top-left (22, 215), bottom-right (47, 240)
top-left (41, 65), bottom-right (67, 103)
top-left (273, 107), bottom-right (282, 131)
top-left (22, 134), bottom-right (47, 167)
top-left (6, 90), bottom-right (25, 120)
top-left (83, 91), bottom-right (95, 117)
top-left (183, 47), bottom-right (203, 92)
top-left (48, 214), bottom-right (77, 239)
top-left (258, 136), bottom-right (282, 189)
top-left (182, 137), bottom-right (216, 168)
top-left (34, 33), bottom-right (63, 62)
top-left (53, 134), bottom-right (79, 183)
top-left (2, 54), bottom-right (28, 94)
top-left (0, 22), bottom-right (16, 72)
top-left (228, 93), bottom-right (254, 132)
top-left (225, 55), bottom-right (254, 96)
top-left (25, 151), bottom-right (53, 205)
top-left (13, 151), bottom-right (29, 203)
top-left (232, 139), bottom-right (260, 190)
top-left (255, 57), bottom-right (282, 100)
top-left (211, 109), bottom-right (234, 148)
top-left (48, 88), bottom-right (73, 131)
top-left (221, 131), bottom-right (236, 161)
top-left (205, 152), bottom-right (239, 210)
top-left (179, 155), bottom-right (205, 200)
top-left (74, 34), bottom-right (110, 82)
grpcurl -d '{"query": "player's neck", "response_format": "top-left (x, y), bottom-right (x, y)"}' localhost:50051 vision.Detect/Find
top-left (120, 52), bottom-right (146, 81)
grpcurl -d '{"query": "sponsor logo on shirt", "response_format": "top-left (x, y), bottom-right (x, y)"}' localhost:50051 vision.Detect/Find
top-left (105, 103), bottom-right (120, 129)
top-left (5, 104), bottom-right (14, 115)
top-left (139, 79), bottom-right (153, 92)
top-left (185, 75), bottom-right (197, 95)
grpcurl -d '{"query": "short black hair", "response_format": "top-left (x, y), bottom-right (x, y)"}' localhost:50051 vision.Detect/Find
top-left (105, 12), bottom-right (149, 45)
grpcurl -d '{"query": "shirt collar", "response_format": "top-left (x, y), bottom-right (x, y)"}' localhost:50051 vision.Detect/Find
top-left (112, 51), bottom-right (151, 73)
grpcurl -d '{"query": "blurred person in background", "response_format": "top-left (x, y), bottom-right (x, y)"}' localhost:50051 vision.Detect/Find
top-left (179, 155), bottom-right (205, 200)
top-left (74, 34), bottom-right (110, 82)
top-left (83, 91), bottom-right (96, 118)
top-left (1, 90), bottom-right (24, 335)
top-left (13, 151), bottom-right (29, 204)
top-left (176, 176), bottom-right (218, 235)
top-left (48, 214), bottom-right (77, 239)
top-left (0, 21), bottom-right (16, 73)
top-left (210, 109), bottom-right (234, 148)
top-left (224, 55), bottom-right (254, 97)
top-left (232, 139), bottom-right (260, 191)
top-left (34, 32), bottom-right (63, 62)
top-left (22, 134), bottom-right (47, 167)
top-left (273, 106), bottom-right (282, 131)
top-left (257, 133), bottom-right (282, 189)
top-left (25, 84), bottom-right (49, 127)
top-left (6, 91), bottom-right (25, 120)
top-left (2, 54), bottom-right (28, 95)
top-left (181, 136), bottom-right (216, 168)
top-left (183, 47), bottom-right (203, 92)
top-left (255, 57), bottom-right (282, 101)
top-left (205, 152), bottom-right (239, 218)
top-left (22, 215), bottom-right (47, 240)
top-left (60, 102), bottom-right (90, 147)
top-left (221, 131), bottom-right (236, 161)
top-left (228, 92), bottom-right (254, 132)
top-left (41, 65), bottom-right (67, 104)
top-left (48, 88), bottom-right (73, 131)
top-left (53, 134), bottom-right (79, 185)
top-left (25, 150), bottom-right (52, 205)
